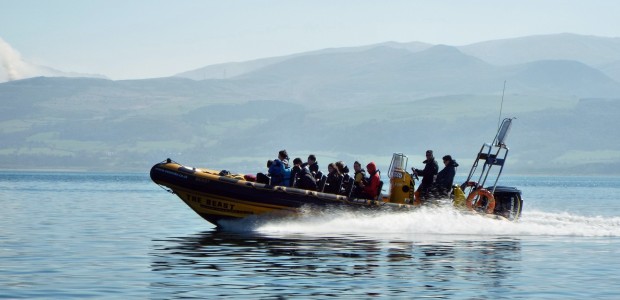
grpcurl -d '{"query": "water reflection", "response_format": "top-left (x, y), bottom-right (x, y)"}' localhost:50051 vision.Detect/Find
top-left (150, 230), bottom-right (522, 299)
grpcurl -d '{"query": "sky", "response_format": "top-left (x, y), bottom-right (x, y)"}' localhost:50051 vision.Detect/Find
top-left (2, 0), bottom-right (620, 80)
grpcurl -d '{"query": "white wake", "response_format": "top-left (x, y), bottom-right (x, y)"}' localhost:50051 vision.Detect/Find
top-left (239, 206), bottom-right (620, 238)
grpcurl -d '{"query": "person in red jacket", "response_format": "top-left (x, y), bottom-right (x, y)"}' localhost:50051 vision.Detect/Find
top-left (360, 162), bottom-right (381, 199)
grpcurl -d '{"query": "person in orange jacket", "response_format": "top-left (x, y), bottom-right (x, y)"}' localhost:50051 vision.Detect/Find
top-left (360, 162), bottom-right (381, 199)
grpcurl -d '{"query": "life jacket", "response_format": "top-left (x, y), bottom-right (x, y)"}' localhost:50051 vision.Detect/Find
top-left (269, 159), bottom-right (292, 186)
top-left (296, 167), bottom-right (318, 190)
top-left (282, 166), bottom-right (292, 186)
top-left (354, 169), bottom-right (367, 184)
top-left (364, 162), bottom-right (380, 198)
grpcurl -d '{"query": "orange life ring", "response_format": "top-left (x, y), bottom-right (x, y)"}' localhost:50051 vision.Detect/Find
top-left (466, 188), bottom-right (496, 214)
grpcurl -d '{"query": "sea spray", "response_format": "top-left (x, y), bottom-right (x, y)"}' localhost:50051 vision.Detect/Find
top-left (242, 206), bottom-right (620, 238)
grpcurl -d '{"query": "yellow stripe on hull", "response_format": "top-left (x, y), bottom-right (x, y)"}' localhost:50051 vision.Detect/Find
top-left (171, 186), bottom-right (298, 220)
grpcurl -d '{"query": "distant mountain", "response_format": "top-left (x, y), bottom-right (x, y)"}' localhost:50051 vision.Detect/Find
top-left (175, 33), bottom-right (620, 84)
top-left (2, 34), bottom-right (620, 175)
top-left (174, 41), bottom-right (433, 80)
top-left (505, 60), bottom-right (620, 97)
top-left (460, 33), bottom-right (620, 66)
top-left (228, 44), bottom-right (620, 104)
top-left (600, 60), bottom-right (620, 82)
top-left (243, 45), bottom-right (500, 101)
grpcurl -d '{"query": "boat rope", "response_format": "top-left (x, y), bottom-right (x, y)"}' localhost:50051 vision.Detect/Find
top-left (156, 183), bottom-right (174, 194)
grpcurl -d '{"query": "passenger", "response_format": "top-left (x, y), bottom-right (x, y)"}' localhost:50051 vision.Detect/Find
top-left (412, 150), bottom-right (439, 201)
top-left (269, 150), bottom-right (291, 186)
top-left (431, 155), bottom-right (459, 197)
top-left (290, 157), bottom-right (303, 187)
top-left (359, 162), bottom-right (380, 199)
top-left (307, 154), bottom-right (320, 179)
top-left (278, 150), bottom-right (290, 168)
top-left (295, 165), bottom-right (318, 191)
top-left (351, 161), bottom-right (367, 197)
top-left (323, 162), bottom-right (343, 194)
top-left (335, 161), bottom-right (349, 175)
top-left (256, 160), bottom-right (273, 184)
top-left (335, 161), bottom-right (352, 195)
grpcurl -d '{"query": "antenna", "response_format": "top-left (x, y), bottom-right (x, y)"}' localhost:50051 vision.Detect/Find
top-left (498, 80), bottom-right (506, 129)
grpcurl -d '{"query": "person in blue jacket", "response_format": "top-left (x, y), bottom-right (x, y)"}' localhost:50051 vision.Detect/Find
top-left (269, 150), bottom-right (291, 186)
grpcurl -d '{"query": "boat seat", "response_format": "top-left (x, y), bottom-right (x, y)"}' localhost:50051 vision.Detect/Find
top-left (317, 174), bottom-right (327, 192)
top-left (375, 181), bottom-right (384, 200)
top-left (341, 175), bottom-right (354, 196)
top-left (322, 176), bottom-right (343, 194)
top-left (256, 172), bottom-right (270, 184)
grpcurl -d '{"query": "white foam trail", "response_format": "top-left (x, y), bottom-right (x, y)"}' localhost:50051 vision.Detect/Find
top-left (247, 206), bottom-right (620, 238)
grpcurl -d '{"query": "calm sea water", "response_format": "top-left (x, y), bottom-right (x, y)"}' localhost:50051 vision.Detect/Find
top-left (2, 172), bottom-right (620, 299)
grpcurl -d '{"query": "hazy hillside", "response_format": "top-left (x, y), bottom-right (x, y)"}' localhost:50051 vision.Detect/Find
top-left (175, 33), bottom-right (620, 82)
top-left (460, 33), bottom-right (620, 66)
top-left (231, 45), bottom-right (620, 105)
top-left (600, 60), bottom-right (620, 82)
top-left (504, 60), bottom-right (620, 97)
top-left (174, 41), bottom-right (433, 80)
top-left (2, 34), bottom-right (620, 175)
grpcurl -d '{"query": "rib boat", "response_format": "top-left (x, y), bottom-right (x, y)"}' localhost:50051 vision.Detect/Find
top-left (150, 118), bottom-right (523, 227)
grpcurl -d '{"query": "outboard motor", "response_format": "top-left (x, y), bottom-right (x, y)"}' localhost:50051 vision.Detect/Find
top-left (493, 186), bottom-right (523, 220)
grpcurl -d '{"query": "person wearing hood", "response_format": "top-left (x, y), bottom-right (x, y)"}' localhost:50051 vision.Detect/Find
top-left (433, 155), bottom-right (459, 197)
top-left (269, 150), bottom-right (291, 186)
top-left (413, 150), bottom-right (439, 201)
top-left (360, 162), bottom-right (381, 199)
